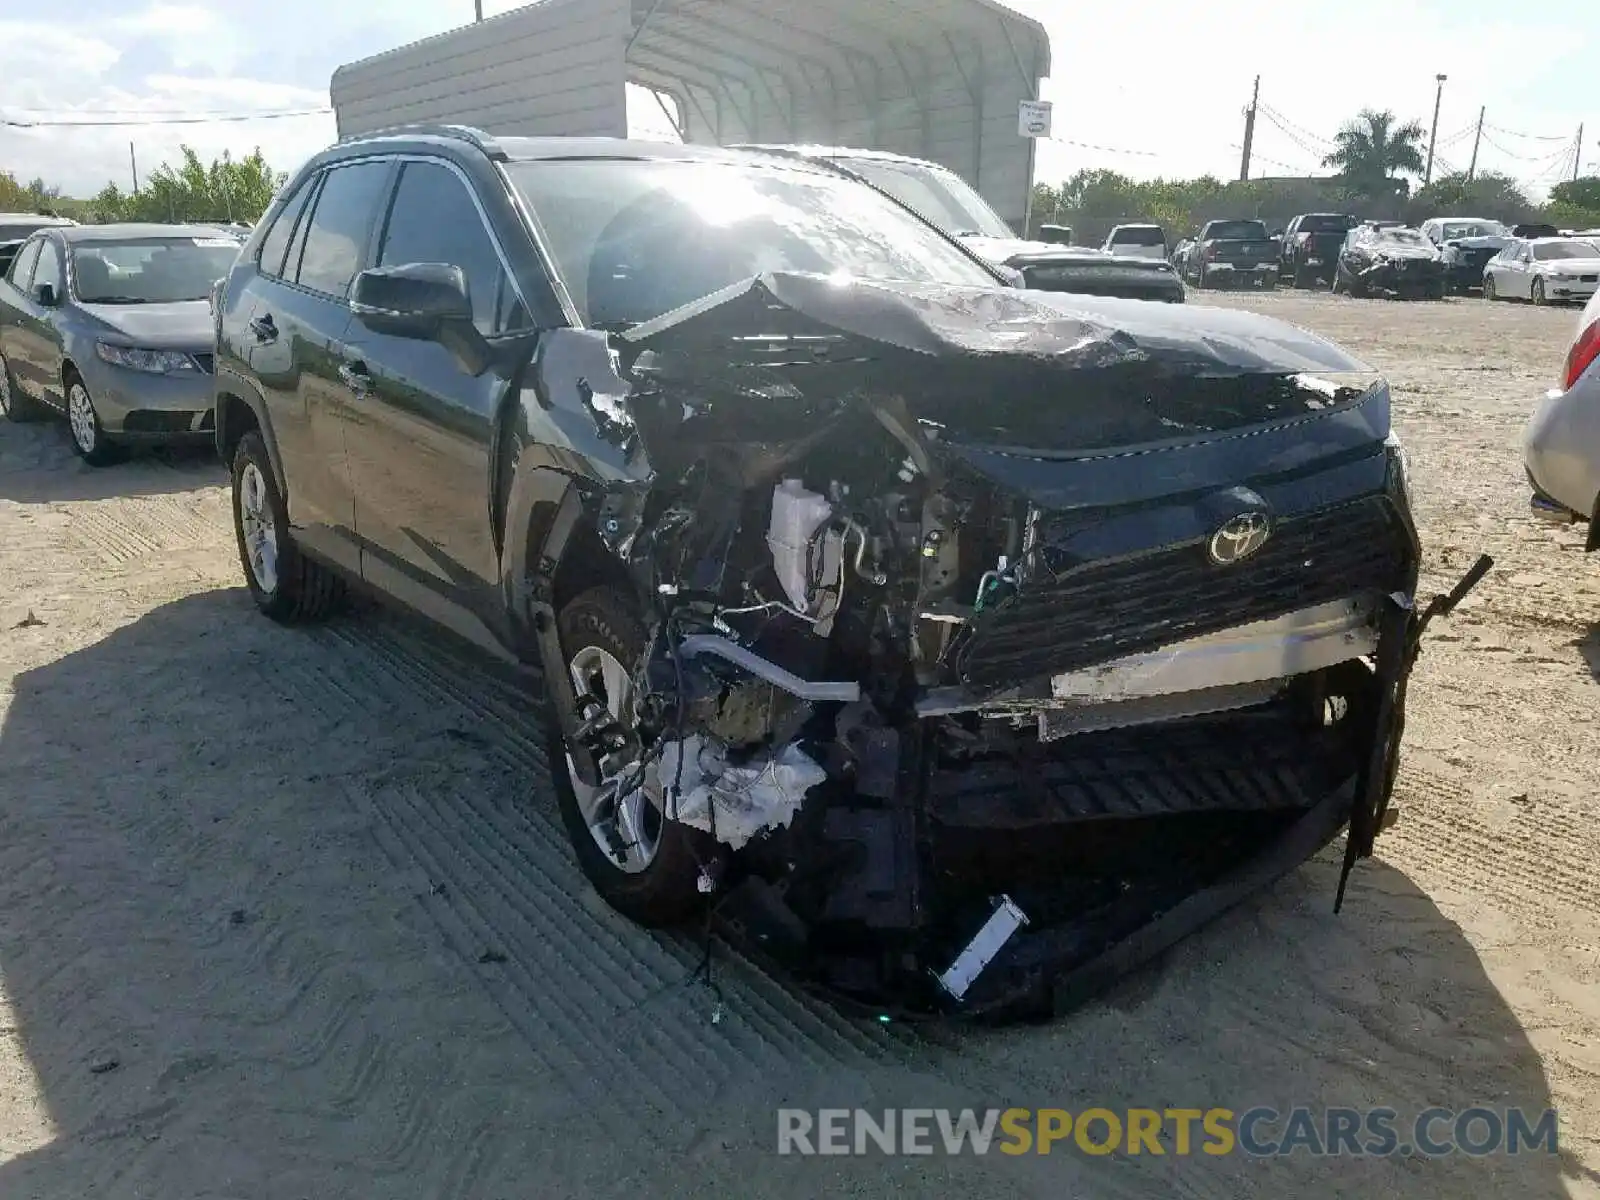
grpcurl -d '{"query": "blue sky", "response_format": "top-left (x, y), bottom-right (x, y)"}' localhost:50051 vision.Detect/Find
top-left (1, 0), bottom-right (1593, 199)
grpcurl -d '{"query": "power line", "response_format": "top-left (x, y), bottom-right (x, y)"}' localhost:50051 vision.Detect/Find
top-left (0, 108), bottom-right (330, 128)
top-left (1478, 130), bottom-right (1567, 163)
top-left (1045, 135), bottom-right (1160, 158)
top-left (1258, 104), bottom-right (1333, 148)
top-left (1484, 120), bottom-right (1570, 143)
top-left (1228, 144), bottom-right (1320, 175)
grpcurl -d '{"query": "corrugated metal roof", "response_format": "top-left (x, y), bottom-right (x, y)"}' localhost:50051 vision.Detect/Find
top-left (332, 0), bottom-right (1050, 229)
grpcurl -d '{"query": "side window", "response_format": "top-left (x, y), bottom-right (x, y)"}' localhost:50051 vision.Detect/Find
top-left (376, 160), bottom-right (529, 335)
top-left (293, 160), bottom-right (390, 299)
top-left (257, 176), bottom-right (315, 279)
top-left (8, 239), bottom-right (41, 288)
top-left (33, 239), bottom-right (63, 293)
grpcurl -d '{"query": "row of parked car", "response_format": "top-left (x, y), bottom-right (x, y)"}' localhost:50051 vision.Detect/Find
top-left (1156, 213), bottom-right (1600, 304)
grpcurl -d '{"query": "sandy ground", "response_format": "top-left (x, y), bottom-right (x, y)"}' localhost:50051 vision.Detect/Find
top-left (1, 291), bottom-right (1597, 1198)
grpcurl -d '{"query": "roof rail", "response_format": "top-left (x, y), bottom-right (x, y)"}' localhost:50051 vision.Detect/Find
top-left (336, 123), bottom-right (506, 161)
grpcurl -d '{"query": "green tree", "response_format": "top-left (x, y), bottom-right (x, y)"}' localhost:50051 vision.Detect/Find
top-left (1409, 171), bottom-right (1536, 224)
top-left (1321, 109), bottom-right (1427, 200)
top-left (0, 170), bottom-right (30, 210)
top-left (94, 146), bottom-right (284, 225)
top-left (1550, 176), bottom-right (1600, 213)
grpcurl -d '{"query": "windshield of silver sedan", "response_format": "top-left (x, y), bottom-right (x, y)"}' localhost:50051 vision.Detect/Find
top-left (504, 158), bottom-right (998, 329)
top-left (71, 238), bottom-right (243, 304)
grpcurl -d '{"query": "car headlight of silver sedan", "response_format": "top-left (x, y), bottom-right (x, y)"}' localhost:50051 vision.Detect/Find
top-left (95, 342), bottom-right (200, 374)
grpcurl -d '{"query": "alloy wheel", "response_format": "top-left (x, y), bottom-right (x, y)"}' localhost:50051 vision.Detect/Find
top-left (565, 644), bottom-right (662, 874)
top-left (67, 383), bottom-right (97, 453)
top-left (237, 462), bottom-right (280, 594)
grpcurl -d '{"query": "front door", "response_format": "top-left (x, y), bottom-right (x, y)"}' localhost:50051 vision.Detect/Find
top-left (340, 158), bottom-right (536, 657)
top-left (12, 237), bottom-right (66, 408)
top-left (240, 157), bottom-right (392, 575)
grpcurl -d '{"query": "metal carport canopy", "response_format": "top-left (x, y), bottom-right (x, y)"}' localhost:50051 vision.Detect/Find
top-left (624, 0), bottom-right (1051, 230)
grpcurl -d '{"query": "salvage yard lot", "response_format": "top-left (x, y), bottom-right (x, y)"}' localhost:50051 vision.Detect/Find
top-left (1, 291), bottom-right (1597, 1198)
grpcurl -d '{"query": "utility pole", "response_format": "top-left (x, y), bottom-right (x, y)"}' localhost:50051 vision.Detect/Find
top-left (129, 142), bottom-right (139, 193)
top-left (1238, 75), bottom-right (1260, 182)
top-left (1576, 124), bottom-right (1585, 182)
top-left (474, 0), bottom-right (483, 19)
top-left (1424, 73), bottom-right (1447, 186)
top-left (1467, 106), bottom-right (1484, 181)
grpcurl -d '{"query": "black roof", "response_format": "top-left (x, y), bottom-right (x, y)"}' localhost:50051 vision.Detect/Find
top-left (330, 126), bottom-right (834, 173)
top-left (51, 222), bottom-right (240, 244)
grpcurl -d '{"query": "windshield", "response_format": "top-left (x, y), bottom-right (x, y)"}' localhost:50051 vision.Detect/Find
top-left (1532, 240), bottom-right (1599, 261)
top-left (1205, 221), bottom-right (1269, 241)
top-left (831, 157), bottom-right (1015, 240)
top-left (1110, 226), bottom-right (1165, 246)
top-left (72, 236), bottom-right (242, 304)
top-left (1439, 220), bottom-right (1508, 240)
top-left (506, 158), bottom-right (999, 328)
top-left (1377, 228), bottom-right (1427, 246)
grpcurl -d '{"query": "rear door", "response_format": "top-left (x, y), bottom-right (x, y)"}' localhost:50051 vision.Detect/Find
top-left (0, 238), bottom-right (42, 398)
top-left (241, 157), bottom-right (392, 574)
top-left (341, 156), bottom-right (535, 654)
top-left (11, 235), bottom-right (67, 408)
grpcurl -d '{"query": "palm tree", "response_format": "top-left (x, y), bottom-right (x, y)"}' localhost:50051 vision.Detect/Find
top-left (1322, 109), bottom-right (1427, 199)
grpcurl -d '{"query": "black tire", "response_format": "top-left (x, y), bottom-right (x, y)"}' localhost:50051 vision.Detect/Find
top-left (550, 585), bottom-right (715, 927)
top-left (1195, 264), bottom-right (1208, 289)
top-left (0, 350), bottom-right (48, 422)
top-left (230, 430), bottom-right (344, 622)
top-left (64, 372), bottom-right (126, 466)
top-left (1532, 277), bottom-right (1547, 306)
top-left (1291, 266), bottom-right (1309, 289)
top-left (1425, 280), bottom-right (1446, 301)
top-left (1483, 275), bottom-right (1497, 301)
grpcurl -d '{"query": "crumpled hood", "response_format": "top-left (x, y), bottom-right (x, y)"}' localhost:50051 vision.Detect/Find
top-left (1364, 244), bottom-right (1441, 262)
top-left (79, 300), bottom-right (212, 349)
top-left (621, 272), bottom-right (1385, 464)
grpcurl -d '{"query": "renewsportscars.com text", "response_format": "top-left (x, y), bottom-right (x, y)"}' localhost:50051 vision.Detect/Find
top-left (776, 1106), bottom-right (1559, 1158)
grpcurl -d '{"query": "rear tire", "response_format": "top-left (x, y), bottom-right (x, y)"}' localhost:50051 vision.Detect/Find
top-left (550, 585), bottom-right (715, 927)
top-left (1484, 275), bottom-right (1497, 301)
top-left (231, 430), bottom-right (344, 622)
top-left (1532, 277), bottom-right (1547, 306)
top-left (0, 351), bottom-right (47, 422)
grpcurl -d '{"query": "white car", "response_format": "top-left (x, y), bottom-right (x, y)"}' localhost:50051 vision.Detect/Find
top-left (1102, 223), bottom-right (1168, 261)
top-left (1524, 287), bottom-right (1600, 532)
top-left (1484, 237), bottom-right (1600, 305)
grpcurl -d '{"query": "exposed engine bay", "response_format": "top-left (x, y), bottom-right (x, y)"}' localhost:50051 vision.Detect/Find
top-left (533, 272), bottom-right (1489, 1018)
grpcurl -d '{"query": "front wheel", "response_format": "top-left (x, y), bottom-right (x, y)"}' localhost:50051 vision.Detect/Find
top-left (550, 585), bottom-right (715, 927)
top-left (1532, 277), bottom-right (1547, 306)
top-left (66, 376), bottom-right (125, 466)
top-left (1484, 275), bottom-right (1497, 301)
top-left (231, 430), bottom-right (344, 622)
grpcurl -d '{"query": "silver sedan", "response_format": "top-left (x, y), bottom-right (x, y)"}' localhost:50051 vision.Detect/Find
top-left (1524, 288), bottom-right (1600, 536)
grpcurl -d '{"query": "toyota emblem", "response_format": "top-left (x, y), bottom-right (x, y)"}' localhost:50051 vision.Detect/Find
top-left (1208, 512), bottom-right (1272, 565)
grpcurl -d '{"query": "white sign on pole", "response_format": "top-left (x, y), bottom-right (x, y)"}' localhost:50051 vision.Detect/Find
top-left (1018, 100), bottom-right (1053, 138)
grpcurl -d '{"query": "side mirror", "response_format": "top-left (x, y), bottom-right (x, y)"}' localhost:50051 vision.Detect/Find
top-left (351, 263), bottom-right (472, 337)
top-left (34, 282), bottom-right (57, 307)
top-left (350, 263), bottom-right (491, 375)
top-left (993, 263), bottom-right (1026, 288)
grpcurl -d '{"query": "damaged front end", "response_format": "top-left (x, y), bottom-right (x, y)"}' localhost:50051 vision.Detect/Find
top-left (539, 272), bottom-right (1486, 1019)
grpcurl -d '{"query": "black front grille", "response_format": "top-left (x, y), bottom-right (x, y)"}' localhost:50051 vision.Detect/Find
top-left (954, 497), bottom-right (1409, 687)
top-left (123, 410), bottom-right (199, 434)
top-left (191, 352), bottom-right (215, 374)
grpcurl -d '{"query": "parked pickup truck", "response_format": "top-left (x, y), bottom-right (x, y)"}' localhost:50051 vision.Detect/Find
top-left (1183, 219), bottom-right (1280, 289)
top-left (1280, 213), bottom-right (1355, 288)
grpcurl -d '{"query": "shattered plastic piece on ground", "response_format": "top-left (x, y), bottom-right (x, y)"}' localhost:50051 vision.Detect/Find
top-left (659, 735), bottom-right (826, 850)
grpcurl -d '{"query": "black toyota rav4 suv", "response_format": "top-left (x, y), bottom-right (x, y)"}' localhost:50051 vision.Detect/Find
top-left (213, 127), bottom-right (1484, 1018)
